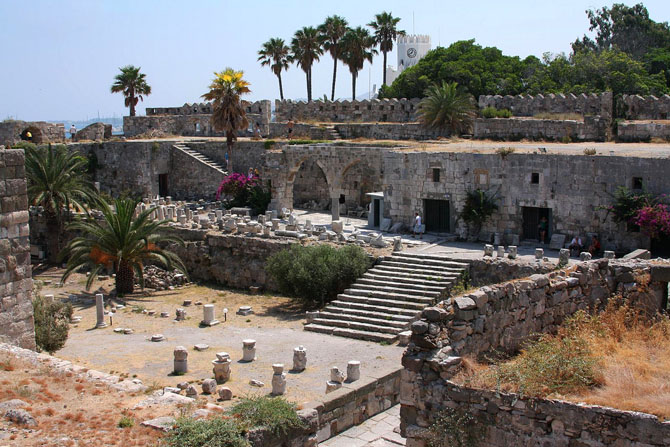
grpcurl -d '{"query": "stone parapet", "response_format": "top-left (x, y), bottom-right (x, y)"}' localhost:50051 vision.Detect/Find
top-left (622, 94), bottom-right (670, 120)
top-left (275, 98), bottom-right (421, 123)
top-left (474, 116), bottom-right (609, 141)
top-left (478, 92), bottom-right (613, 121)
top-left (617, 120), bottom-right (670, 142)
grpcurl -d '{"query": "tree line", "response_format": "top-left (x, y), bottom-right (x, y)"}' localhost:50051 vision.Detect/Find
top-left (258, 12), bottom-right (404, 101)
top-left (381, 3), bottom-right (670, 100)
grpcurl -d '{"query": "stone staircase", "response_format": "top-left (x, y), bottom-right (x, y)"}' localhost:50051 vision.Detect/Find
top-left (304, 252), bottom-right (468, 343)
top-left (173, 142), bottom-right (227, 174)
top-left (323, 125), bottom-right (343, 140)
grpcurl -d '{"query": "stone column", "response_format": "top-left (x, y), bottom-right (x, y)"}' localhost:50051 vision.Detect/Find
top-left (347, 361), bottom-right (360, 382)
top-left (330, 197), bottom-right (340, 221)
top-left (271, 364), bottom-right (286, 395)
top-left (201, 304), bottom-right (219, 326)
top-left (242, 339), bottom-right (256, 362)
top-left (508, 246), bottom-right (517, 259)
top-left (535, 248), bottom-right (544, 259)
top-left (292, 346), bottom-right (307, 372)
top-left (496, 246), bottom-right (505, 258)
top-left (212, 352), bottom-right (232, 384)
top-left (559, 249), bottom-right (570, 265)
top-left (95, 293), bottom-right (107, 328)
top-left (173, 346), bottom-right (188, 374)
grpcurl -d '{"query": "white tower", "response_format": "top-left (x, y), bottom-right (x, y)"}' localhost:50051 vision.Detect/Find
top-left (385, 35), bottom-right (432, 86)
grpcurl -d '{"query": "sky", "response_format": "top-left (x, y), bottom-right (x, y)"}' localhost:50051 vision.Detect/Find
top-left (1, 0), bottom-right (669, 122)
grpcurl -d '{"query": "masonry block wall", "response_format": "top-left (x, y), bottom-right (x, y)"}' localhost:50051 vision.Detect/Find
top-left (623, 94), bottom-right (670, 120)
top-left (0, 121), bottom-right (65, 147)
top-left (275, 98), bottom-right (421, 123)
top-left (382, 150), bottom-right (666, 252)
top-left (0, 149), bottom-right (35, 350)
top-left (400, 260), bottom-right (670, 447)
top-left (478, 92), bottom-right (613, 120)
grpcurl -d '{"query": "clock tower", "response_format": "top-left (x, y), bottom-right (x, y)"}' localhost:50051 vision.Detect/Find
top-left (385, 34), bottom-right (431, 86)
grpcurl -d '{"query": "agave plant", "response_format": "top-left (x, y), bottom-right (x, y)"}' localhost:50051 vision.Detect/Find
top-left (60, 198), bottom-right (186, 294)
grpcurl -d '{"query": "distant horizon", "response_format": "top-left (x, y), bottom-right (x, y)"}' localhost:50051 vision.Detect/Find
top-left (2, 0), bottom-right (669, 122)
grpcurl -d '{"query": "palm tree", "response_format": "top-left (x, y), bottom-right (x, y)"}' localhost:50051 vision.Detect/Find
top-left (110, 65), bottom-right (152, 117)
top-left (318, 16), bottom-right (349, 101)
top-left (291, 27), bottom-right (323, 102)
top-left (339, 27), bottom-right (378, 100)
top-left (368, 12), bottom-right (405, 86)
top-left (25, 144), bottom-right (96, 263)
top-left (60, 198), bottom-right (186, 294)
top-left (418, 82), bottom-right (476, 135)
top-left (258, 38), bottom-right (290, 100)
top-left (201, 68), bottom-right (251, 172)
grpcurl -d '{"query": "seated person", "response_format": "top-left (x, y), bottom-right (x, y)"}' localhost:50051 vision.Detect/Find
top-left (568, 236), bottom-right (583, 255)
top-left (588, 235), bottom-right (601, 255)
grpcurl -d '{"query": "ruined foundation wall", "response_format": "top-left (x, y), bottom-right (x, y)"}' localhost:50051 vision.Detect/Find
top-left (0, 149), bottom-right (35, 350)
top-left (0, 120), bottom-right (65, 147)
top-left (400, 259), bottom-right (670, 447)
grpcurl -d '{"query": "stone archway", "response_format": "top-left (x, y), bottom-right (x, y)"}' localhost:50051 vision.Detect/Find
top-left (20, 126), bottom-right (43, 144)
top-left (291, 158), bottom-right (330, 210)
top-left (339, 159), bottom-right (383, 215)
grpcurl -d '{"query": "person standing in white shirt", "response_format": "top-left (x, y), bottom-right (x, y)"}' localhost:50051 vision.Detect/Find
top-left (70, 124), bottom-right (77, 140)
top-left (413, 212), bottom-right (423, 239)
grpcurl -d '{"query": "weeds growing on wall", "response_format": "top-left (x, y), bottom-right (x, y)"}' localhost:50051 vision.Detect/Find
top-left (33, 294), bottom-right (73, 354)
top-left (427, 407), bottom-right (485, 447)
top-left (266, 244), bottom-right (371, 307)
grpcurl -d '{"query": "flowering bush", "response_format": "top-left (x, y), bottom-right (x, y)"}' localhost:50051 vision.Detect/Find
top-left (215, 173), bottom-right (257, 201)
top-left (215, 173), bottom-right (270, 214)
top-left (634, 204), bottom-right (670, 239)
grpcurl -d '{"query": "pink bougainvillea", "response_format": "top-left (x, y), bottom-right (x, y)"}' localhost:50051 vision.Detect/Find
top-left (634, 204), bottom-right (670, 239)
top-left (215, 173), bottom-right (257, 201)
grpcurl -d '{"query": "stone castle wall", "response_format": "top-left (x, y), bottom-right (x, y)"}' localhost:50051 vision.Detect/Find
top-left (623, 94), bottom-right (670, 120)
top-left (478, 92), bottom-right (613, 119)
top-left (618, 121), bottom-right (670, 142)
top-left (473, 116), bottom-right (609, 141)
top-left (382, 150), bottom-right (662, 252)
top-left (400, 259), bottom-right (670, 446)
top-left (334, 123), bottom-right (448, 140)
top-left (275, 98), bottom-right (421, 123)
top-left (124, 100), bottom-right (271, 138)
top-left (0, 120), bottom-right (65, 147)
top-left (0, 149), bottom-right (35, 350)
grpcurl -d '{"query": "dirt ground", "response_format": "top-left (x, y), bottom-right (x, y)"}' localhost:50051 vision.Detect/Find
top-left (33, 267), bottom-right (403, 406)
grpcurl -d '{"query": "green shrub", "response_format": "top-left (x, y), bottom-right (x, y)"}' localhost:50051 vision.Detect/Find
top-left (264, 140), bottom-right (276, 150)
top-left (229, 396), bottom-right (306, 437)
top-left (494, 146), bottom-right (515, 158)
top-left (11, 141), bottom-right (37, 151)
top-left (266, 244), bottom-right (371, 307)
top-left (33, 294), bottom-right (73, 354)
top-left (583, 148), bottom-right (597, 155)
top-left (248, 183), bottom-right (272, 215)
top-left (117, 415), bottom-right (135, 428)
top-left (427, 408), bottom-right (485, 447)
top-left (163, 417), bottom-right (248, 447)
top-left (481, 106), bottom-right (512, 119)
top-left (460, 189), bottom-right (499, 236)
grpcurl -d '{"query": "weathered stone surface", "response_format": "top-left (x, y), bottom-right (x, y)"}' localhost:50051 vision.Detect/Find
top-left (5, 408), bottom-right (37, 426)
top-left (141, 416), bottom-right (176, 432)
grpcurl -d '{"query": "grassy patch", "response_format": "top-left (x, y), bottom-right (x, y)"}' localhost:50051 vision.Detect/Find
top-left (164, 417), bottom-right (248, 447)
top-left (117, 415), bottom-right (134, 428)
top-left (229, 395), bottom-right (306, 437)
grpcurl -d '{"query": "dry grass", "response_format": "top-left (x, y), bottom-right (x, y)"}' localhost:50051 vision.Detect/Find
top-left (455, 300), bottom-right (670, 418)
top-left (533, 112), bottom-right (583, 121)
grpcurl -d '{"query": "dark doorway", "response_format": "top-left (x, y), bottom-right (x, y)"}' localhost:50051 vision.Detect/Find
top-left (651, 235), bottom-right (670, 258)
top-left (424, 199), bottom-right (450, 233)
top-left (158, 173), bottom-right (168, 197)
top-left (522, 207), bottom-right (552, 242)
top-left (373, 199), bottom-right (381, 227)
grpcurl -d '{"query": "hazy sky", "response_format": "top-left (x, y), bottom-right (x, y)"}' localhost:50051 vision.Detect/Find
top-left (2, 0), bottom-right (669, 121)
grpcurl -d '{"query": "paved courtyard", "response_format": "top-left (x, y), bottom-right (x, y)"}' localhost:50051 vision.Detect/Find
top-left (321, 404), bottom-right (404, 447)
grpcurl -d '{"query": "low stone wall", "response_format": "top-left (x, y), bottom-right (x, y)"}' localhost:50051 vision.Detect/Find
top-left (0, 120), bottom-right (65, 146)
top-left (170, 146), bottom-right (226, 200)
top-left (164, 228), bottom-right (295, 291)
top-left (275, 98), bottom-right (421, 123)
top-left (463, 257), bottom-right (556, 287)
top-left (473, 116), bottom-right (608, 141)
top-left (0, 149), bottom-right (35, 350)
top-left (268, 123), bottom-right (333, 140)
top-left (334, 123), bottom-right (447, 140)
top-left (617, 121), bottom-right (670, 142)
top-left (303, 366), bottom-right (401, 443)
top-left (400, 259), bottom-right (670, 446)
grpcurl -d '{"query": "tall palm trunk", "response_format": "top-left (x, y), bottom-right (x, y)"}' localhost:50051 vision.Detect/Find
top-left (331, 55), bottom-right (338, 101)
top-left (352, 74), bottom-right (357, 100)
top-left (227, 134), bottom-right (234, 173)
top-left (116, 260), bottom-right (135, 294)
top-left (129, 87), bottom-right (136, 116)
top-left (382, 51), bottom-right (388, 86)
top-left (45, 211), bottom-right (61, 264)
top-left (277, 73), bottom-right (284, 100)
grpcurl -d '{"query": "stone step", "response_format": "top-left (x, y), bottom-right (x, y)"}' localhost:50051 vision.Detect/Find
top-left (373, 264), bottom-right (463, 279)
top-left (384, 256), bottom-right (468, 270)
top-left (304, 324), bottom-right (398, 343)
top-left (391, 253), bottom-right (470, 267)
top-left (310, 318), bottom-right (401, 334)
top-left (357, 277), bottom-right (447, 293)
top-left (362, 272), bottom-right (453, 287)
top-left (346, 286), bottom-right (441, 300)
top-left (336, 294), bottom-right (430, 310)
top-left (327, 301), bottom-right (419, 318)
top-left (319, 308), bottom-right (414, 323)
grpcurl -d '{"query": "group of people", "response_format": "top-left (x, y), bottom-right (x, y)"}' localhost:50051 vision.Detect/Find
top-left (568, 235), bottom-right (601, 256)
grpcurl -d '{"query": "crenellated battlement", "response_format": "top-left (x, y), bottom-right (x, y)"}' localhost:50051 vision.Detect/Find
top-left (478, 92), bottom-right (613, 120)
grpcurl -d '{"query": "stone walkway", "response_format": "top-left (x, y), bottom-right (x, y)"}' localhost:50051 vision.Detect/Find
top-left (321, 405), bottom-right (404, 447)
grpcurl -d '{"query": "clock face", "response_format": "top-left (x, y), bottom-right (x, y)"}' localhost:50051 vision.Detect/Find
top-left (407, 47), bottom-right (417, 58)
